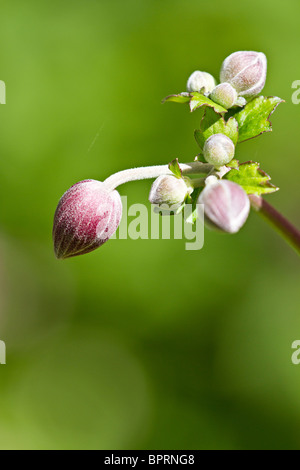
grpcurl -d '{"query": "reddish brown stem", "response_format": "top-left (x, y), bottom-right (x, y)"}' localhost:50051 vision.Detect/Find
top-left (250, 195), bottom-right (300, 256)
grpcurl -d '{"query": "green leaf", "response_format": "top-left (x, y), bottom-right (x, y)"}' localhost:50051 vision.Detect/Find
top-left (168, 158), bottom-right (182, 178)
top-left (224, 161), bottom-right (279, 195)
top-left (185, 187), bottom-right (203, 224)
top-left (234, 96), bottom-right (284, 143)
top-left (194, 107), bottom-right (239, 151)
top-left (194, 129), bottom-right (205, 151)
top-left (189, 92), bottom-right (227, 114)
top-left (162, 93), bottom-right (191, 104)
top-left (162, 92), bottom-right (227, 115)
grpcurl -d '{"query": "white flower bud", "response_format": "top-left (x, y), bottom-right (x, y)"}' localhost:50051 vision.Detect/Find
top-left (210, 83), bottom-right (238, 109)
top-left (198, 179), bottom-right (250, 234)
top-left (187, 71), bottom-right (217, 94)
top-left (149, 175), bottom-right (192, 207)
top-left (203, 134), bottom-right (235, 167)
top-left (220, 51), bottom-right (267, 99)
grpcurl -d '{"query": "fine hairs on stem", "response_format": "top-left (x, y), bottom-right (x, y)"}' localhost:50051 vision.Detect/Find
top-left (103, 162), bottom-right (214, 192)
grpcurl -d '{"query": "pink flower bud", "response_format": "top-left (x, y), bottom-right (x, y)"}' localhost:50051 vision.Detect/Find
top-left (220, 51), bottom-right (267, 99)
top-left (53, 180), bottom-right (122, 259)
top-left (198, 179), bottom-right (250, 233)
top-left (210, 83), bottom-right (238, 109)
top-left (203, 134), bottom-right (235, 167)
top-left (149, 175), bottom-right (192, 207)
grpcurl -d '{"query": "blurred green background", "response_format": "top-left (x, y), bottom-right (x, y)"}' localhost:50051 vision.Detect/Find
top-left (0, 0), bottom-right (300, 450)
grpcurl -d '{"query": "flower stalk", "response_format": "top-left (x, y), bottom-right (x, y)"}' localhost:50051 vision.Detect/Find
top-left (103, 162), bottom-right (214, 192)
top-left (250, 195), bottom-right (300, 256)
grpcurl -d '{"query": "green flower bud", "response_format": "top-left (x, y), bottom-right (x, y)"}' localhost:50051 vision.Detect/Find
top-left (203, 134), bottom-right (235, 167)
top-left (220, 51), bottom-right (267, 100)
top-left (149, 175), bottom-right (192, 207)
top-left (210, 83), bottom-right (238, 109)
top-left (186, 71), bottom-right (217, 94)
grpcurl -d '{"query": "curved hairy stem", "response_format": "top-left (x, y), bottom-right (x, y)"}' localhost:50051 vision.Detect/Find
top-left (250, 195), bottom-right (300, 256)
top-left (103, 162), bottom-right (213, 192)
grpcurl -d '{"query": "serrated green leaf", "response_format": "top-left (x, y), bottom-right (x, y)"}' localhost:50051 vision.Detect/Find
top-left (162, 93), bottom-right (191, 104)
top-left (168, 158), bottom-right (182, 178)
top-left (162, 92), bottom-right (227, 116)
top-left (194, 107), bottom-right (239, 151)
top-left (234, 96), bottom-right (284, 143)
top-left (189, 92), bottom-right (227, 114)
top-left (185, 187), bottom-right (203, 224)
top-left (224, 161), bottom-right (279, 195)
top-left (202, 108), bottom-right (239, 144)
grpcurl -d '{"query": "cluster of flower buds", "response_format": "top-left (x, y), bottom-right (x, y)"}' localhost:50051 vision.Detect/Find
top-left (53, 180), bottom-right (122, 259)
top-left (148, 173), bottom-right (251, 233)
top-left (53, 50), bottom-right (266, 259)
top-left (198, 176), bottom-right (250, 234)
top-left (187, 51), bottom-right (267, 109)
